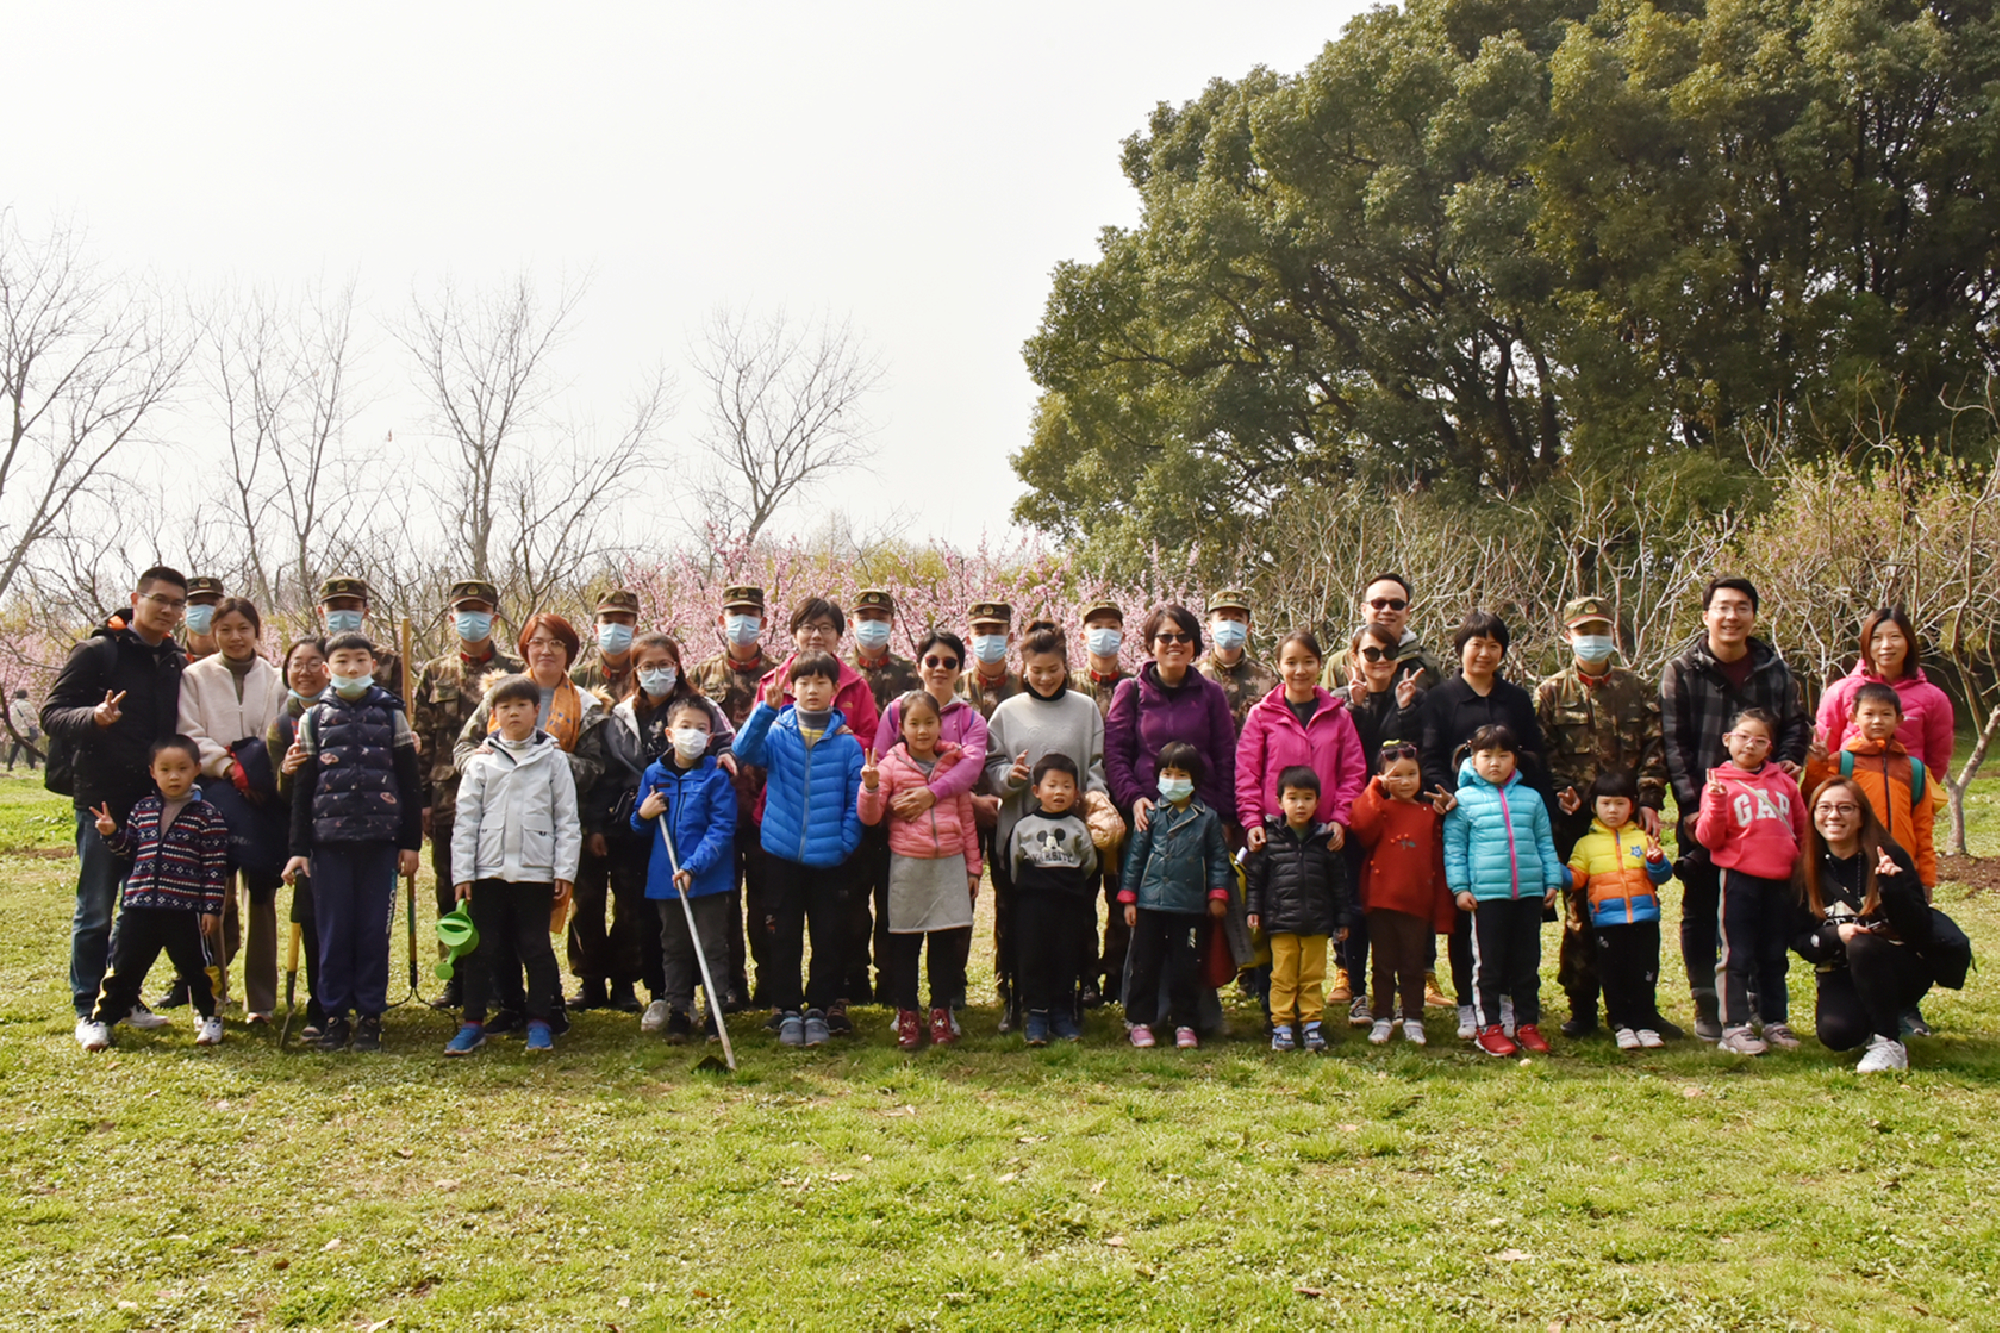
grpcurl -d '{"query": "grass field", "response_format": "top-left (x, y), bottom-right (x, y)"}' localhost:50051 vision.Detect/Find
top-left (1, 772), bottom-right (1996, 1331)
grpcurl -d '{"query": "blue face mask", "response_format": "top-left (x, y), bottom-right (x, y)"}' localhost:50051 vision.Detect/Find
top-left (1158, 775), bottom-right (1194, 803)
top-left (1211, 619), bottom-right (1248, 651)
top-left (324, 609), bottom-right (363, 635)
top-left (1572, 633), bottom-right (1615, 665)
top-left (330, 673), bottom-right (371, 700)
top-left (454, 610), bottom-right (494, 644)
top-left (1086, 627), bottom-right (1122, 658)
top-left (598, 622), bottom-right (634, 656)
top-left (854, 619), bottom-right (892, 651)
top-left (973, 634), bottom-right (1009, 665)
top-left (725, 614), bottom-right (761, 647)
top-left (183, 604), bottom-right (216, 636)
top-left (639, 666), bottom-right (678, 698)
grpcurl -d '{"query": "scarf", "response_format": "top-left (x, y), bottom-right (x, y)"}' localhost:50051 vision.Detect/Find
top-left (492, 675), bottom-right (585, 751)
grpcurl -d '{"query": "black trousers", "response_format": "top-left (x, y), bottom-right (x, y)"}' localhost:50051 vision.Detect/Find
top-left (93, 905), bottom-right (215, 1024)
top-left (987, 829), bottom-right (1018, 1010)
top-left (736, 827), bottom-right (768, 999)
top-left (765, 854), bottom-right (850, 1013)
top-left (846, 824), bottom-right (892, 999)
top-left (1717, 870), bottom-right (1792, 1026)
top-left (1016, 889), bottom-right (1094, 1015)
top-left (1677, 837), bottom-right (1721, 995)
top-left (888, 926), bottom-right (970, 1011)
top-left (464, 879), bottom-right (561, 1025)
top-left (1098, 862), bottom-right (1130, 1000)
top-left (1594, 919), bottom-right (1662, 1031)
top-left (1125, 907), bottom-right (1203, 1032)
top-left (6, 740), bottom-right (38, 770)
top-left (567, 836), bottom-right (651, 989)
top-left (1815, 935), bottom-right (1932, 1049)
top-left (1470, 897), bottom-right (1545, 1028)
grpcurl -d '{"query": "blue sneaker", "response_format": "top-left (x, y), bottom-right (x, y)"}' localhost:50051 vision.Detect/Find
top-left (778, 1011), bottom-right (805, 1047)
top-left (1024, 1010), bottom-right (1051, 1047)
top-left (525, 1020), bottom-right (553, 1052)
top-left (1301, 1021), bottom-right (1327, 1053)
top-left (1270, 1023), bottom-right (1297, 1052)
top-left (1051, 1010), bottom-right (1081, 1042)
top-left (444, 1023), bottom-right (485, 1057)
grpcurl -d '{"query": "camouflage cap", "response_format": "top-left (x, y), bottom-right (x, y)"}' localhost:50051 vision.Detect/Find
top-left (185, 576), bottom-right (225, 600)
top-left (1564, 596), bottom-right (1614, 628)
top-left (447, 579), bottom-right (500, 608)
top-left (594, 588), bottom-right (641, 616)
top-left (968, 601), bottom-right (1013, 625)
top-left (721, 585), bottom-right (764, 611)
top-left (1080, 600), bottom-right (1124, 624)
top-left (318, 576), bottom-right (371, 604)
top-left (854, 588), bottom-right (894, 614)
top-left (1207, 589), bottom-right (1253, 615)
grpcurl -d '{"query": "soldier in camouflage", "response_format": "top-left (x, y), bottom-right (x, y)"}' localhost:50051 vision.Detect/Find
top-left (316, 577), bottom-right (407, 702)
top-left (182, 576), bottom-right (225, 663)
top-left (408, 578), bottom-right (523, 1008)
top-left (847, 589), bottom-right (922, 1001)
top-left (956, 601), bottom-right (1022, 720)
top-left (1533, 596), bottom-right (1669, 1039)
top-left (1196, 589), bottom-right (1280, 732)
top-left (572, 589), bottom-right (640, 701)
top-left (689, 585), bottom-right (775, 1006)
top-left (1067, 600), bottom-right (1130, 1005)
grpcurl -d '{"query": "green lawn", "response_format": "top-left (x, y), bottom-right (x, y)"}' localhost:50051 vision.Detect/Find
top-left (1, 772), bottom-right (1996, 1331)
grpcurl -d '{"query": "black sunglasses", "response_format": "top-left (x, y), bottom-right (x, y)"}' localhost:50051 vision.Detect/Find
top-left (1359, 646), bottom-right (1390, 662)
top-left (1368, 597), bottom-right (1408, 612)
top-left (1153, 632), bottom-right (1193, 645)
top-left (922, 655), bottom-right (960, 669)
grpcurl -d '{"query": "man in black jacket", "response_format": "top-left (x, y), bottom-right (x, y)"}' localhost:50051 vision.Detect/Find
top-left (1659, 577), bottom-right (1809, 1040)
top-left (42, 566), bottom-right (190, 1029)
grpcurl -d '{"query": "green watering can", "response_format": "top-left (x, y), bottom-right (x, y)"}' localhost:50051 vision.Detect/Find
top-left (435, 903), bottom-right (479, 981)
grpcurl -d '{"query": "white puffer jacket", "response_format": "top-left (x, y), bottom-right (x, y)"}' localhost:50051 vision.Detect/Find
top-left (450, 732), bottom-right (583, 886)
top-left (177, 653), bottom-right (287, 777)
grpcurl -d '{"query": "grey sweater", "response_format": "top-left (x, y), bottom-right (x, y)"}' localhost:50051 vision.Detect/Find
top-left (983, 688), bottom-right (1108, 857)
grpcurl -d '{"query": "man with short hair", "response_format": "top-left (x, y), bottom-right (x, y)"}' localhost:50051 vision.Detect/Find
top-left (1196, 589), bottom-right (1279, 731)
top-left (572, 589), bottom-right (640, 700)
top-left (1660, 577), bottom-right (1809, 1041)
top-left (690, 585), bottom-right (775, 1007)
top-left (43, 565), bottom-right (190, 1035)
top-left (6, 688), bottom-right (39, 771)
top-left (956, 601), bottom-right (1022, 720)
top-left (410, 578), bottom-right (523, 1009)
top-left (1535, 597), bottom-right (1669, 1038)
top-left (182, 576), bottom-right (226, 663)
top-left (1326, 573), bottom-right (1447, 692)
top-left (317, 577), bottom-right (405, 701)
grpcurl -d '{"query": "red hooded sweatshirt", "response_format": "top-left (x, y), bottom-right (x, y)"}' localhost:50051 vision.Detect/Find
top-left (1694, 761), bottom-right (1806, 881)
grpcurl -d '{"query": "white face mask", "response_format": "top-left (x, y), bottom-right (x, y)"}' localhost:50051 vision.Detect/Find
top-left (639, 666), bottom-right (678, 698)
top-left (330, 673), bottom-right (371, 700)
top-left (1157, 775), bottom-right (1194, 803)
top-left (1086, 627), bottom-right (1122, 658)
top-left (725, 614), bottom-right (761, 646)
top-left (671, 727), bottom-right (708, 761)
top-left (1571, 634), bottom-right (1615, 665)
top-left (854, 619), bottom-right (892, 651)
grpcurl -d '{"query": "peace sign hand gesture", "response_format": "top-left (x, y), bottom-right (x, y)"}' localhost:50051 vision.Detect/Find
top-left (91, 802), bottom-right (116, 837)
top-left (92, 691), bottom-right (125, 728)
top-left (1007, 749), bottom-right (1031, 786)
top-left (861, 748), bottom-right (880, 791)
top-left (1395, 676), bottom-right (1422, 710)
top-left (1429, 785), bottom-right (1457, 815)
top-left (1706, 768), bottom-right (1729, 799)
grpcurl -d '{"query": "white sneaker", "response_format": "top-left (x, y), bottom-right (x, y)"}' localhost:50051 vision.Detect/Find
top-left (195, 1016), bottom-right (224, 1046)
top-left (1368, 1019), bottom-right (1392, 1044)
top-left (640, 1000), bottom-right (669, 1034)
top-left (1614, 1027), bottom-right (1641, 1050)
top-left (1500, 995), bottom-right (1516, 1038)
top-left (1456, 1005), bottom-right (1477, 1040)
top-left (1856, 1035), bottom-right (1908, 1073)
top-left (75, 1018), bottom-right (110, 1052)
top-left (126, 1006), bottom-right (170, 1031)
top-left (1635, 1029), bottom-right (1664, 1049)
top-left (1402, 1020), bottom-right (1427, 1046)
top-left (1717, 1025), bottom-right (1767, 1056)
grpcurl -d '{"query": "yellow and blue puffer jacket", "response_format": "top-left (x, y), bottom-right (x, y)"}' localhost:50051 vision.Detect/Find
top-left (1565, 818), bottom-right (1670, 927)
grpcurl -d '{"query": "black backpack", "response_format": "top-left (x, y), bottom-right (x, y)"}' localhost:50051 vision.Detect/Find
top-left (1921, 908), bottom-right (1975, 990)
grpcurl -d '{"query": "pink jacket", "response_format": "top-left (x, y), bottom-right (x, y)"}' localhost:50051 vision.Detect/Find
top-left (857, 741), bottom-right (983, 874)
top-left (1816, 663), bottom-right (1954, 779)
top-left (1234, 685), bottom-right (1367, 829)
top-left (1694, 761), bottom-right (1806, 880)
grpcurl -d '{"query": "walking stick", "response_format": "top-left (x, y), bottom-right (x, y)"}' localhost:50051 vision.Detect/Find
top-left (658, 814), bottom-right (735, 1072)
top-left (278, 921), bottom-right (302, 1047)
top-left (398, 615), bottom-right (422, 1004)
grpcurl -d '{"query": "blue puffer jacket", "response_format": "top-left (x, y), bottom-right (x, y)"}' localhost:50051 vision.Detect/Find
top-left (1443, 758), bottom-right (1568, 901)
top-left (1118, 797), bottom-right (1234, 915)
top-left (631, 755), bottom-right (737, 900)
top-left (733, 702), bottom-right (864, 868)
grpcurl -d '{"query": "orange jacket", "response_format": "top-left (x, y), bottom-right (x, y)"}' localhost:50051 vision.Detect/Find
top-left (1803, 735), bottom-right (1936, 887)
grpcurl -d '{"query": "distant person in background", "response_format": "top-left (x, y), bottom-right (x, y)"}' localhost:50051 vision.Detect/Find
top-left (7, 688), bottom-right (39, 771)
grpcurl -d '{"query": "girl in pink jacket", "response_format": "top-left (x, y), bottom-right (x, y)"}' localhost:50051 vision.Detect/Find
top-left (1235, 630), bottom-right (1367, 851)
top-left (858, 690), bottom-right (983, 1050)
top-left (1693, 707), bottom-right (1808, 1056)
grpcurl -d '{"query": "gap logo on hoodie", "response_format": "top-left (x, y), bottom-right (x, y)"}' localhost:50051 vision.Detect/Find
top-left (1728, 785), bottom-right (1793, 829)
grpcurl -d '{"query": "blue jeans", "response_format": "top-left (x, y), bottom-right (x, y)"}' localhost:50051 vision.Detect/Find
top-left (69, 808), bottom-right (133, 1016)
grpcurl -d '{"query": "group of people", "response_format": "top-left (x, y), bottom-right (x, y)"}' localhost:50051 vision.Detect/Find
top-left (43, 565), bottom-right (1970, 1074)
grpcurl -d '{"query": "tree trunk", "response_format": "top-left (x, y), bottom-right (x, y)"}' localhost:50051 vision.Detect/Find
top-left (1946, 705), bottom-right (2000, 857)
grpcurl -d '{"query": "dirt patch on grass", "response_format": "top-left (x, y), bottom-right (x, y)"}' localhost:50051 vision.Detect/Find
top-left (1937, 855), bottom-right (2000, 896)
top-left (0, 847), bottom-right (70, 860)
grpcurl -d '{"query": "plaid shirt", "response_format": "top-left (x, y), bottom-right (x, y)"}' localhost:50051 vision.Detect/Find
top-left (1659, 633), bottom-right (1809, 835)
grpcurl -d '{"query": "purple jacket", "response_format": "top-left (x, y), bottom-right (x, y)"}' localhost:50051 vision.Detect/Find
top-left (1105, 662), bottom-right (1238, 817)
top-left (872, 693), bottom-right (990, 802)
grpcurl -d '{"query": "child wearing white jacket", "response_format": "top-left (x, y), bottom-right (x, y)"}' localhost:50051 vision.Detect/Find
top-left (446, 675), bottom-right (582, 1055)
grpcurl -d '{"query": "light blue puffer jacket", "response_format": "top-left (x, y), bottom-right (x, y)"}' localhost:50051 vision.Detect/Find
top-left (1443, 758), bottom-right (1568, 901)
top-left (733, 702), bottom-right (864, 868)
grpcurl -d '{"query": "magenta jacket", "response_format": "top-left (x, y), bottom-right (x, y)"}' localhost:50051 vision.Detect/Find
top-left (1815, 663), bottom-right (1954, 778)
top-left (872, 694), bottom-right (990, 802)
top-left (1105, 662), bottom-right (1237, 816)
top-left (1234, 686), bottom-right (1367, 829)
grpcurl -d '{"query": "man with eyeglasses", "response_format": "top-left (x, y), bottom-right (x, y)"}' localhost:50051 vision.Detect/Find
top-left (1196, 589), bottom-right (1279, 732)
top-left (1326, 573), bottom-right (1446, 692)
top-left (691, 585), bottom-right (775, 1007)
top-left (1534, 596), bottom-right (1670, 1038)
top-left (43, 565), bottom-right (192, 1036)
top-left (1660, 577), bottom-right (1809, 1041)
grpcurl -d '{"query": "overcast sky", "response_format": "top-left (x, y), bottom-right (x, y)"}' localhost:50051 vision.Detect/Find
top-left (4, 4), bottom-right (1359, 546)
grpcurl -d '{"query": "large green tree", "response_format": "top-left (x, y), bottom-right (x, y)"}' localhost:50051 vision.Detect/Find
top-left (1018, 0), bottom-right (2000, 570)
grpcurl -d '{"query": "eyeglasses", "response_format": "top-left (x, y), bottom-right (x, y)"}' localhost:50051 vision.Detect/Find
top-left (1153, 632), bottom-right (1193, 645)
top-left (526, 637), bottom-right (566, 651)
top-left (1359, 647), bottom-right (1389, 662)
top-left (139, 592), bottom-right (187, 611)
top-left (1725, 733), bottom-right (1772, 747)
top-left (797, 622), bottom-right (837, 636)
top-left (922, 655), bottom-right (960, 670)
top-left (1816, 803), bottom-right (1861, 816)
top-left (1368, 598), bottom-right (1408, 612)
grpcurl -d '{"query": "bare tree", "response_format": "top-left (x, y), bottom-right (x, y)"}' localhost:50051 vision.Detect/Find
top-left (690, 306), bottom-right (883, 543)
top-left (0, 212), bottom-right (187, 608)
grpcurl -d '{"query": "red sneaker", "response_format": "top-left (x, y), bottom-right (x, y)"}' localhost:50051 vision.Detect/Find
top-left (1514, 1024), bottom-right (1550, 1054)
top-left (928, 1007), bottom-right (955, 1047)
top-left (896, 1009), bottom-right (923, 1051)
top-left (1474, 1024), bottom-right (1518, 1057)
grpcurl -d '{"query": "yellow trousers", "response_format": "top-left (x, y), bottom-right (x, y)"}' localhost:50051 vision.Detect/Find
top-left (1268, 932), bottom-right (1329, 1025)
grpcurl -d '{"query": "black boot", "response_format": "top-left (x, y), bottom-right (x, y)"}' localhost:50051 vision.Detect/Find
top-left (1560, 992), bottom-right (1598, 1039)
top-left (317, 1015), bottom-right (352, 1051)
top-left (352, 1013), bottom-right (382, 1052)
top-left (606, 982), bottom-right (641, 1014)
top-left (154, 979), bottom-right (191, 1011)
top-left (567, 977), bottom-right (606, 1010)
top-left (430, 977), bottom-right (463, 1012)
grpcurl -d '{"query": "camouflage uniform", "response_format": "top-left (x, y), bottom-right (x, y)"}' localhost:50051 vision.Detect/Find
top-left (572, 588), bottom-right (640, 703)
top-left (410, 636), bottom-right (523, 913)
top-left (957, 602), bottom-right (1024, 1019)
top-left (848, 590), bottom-right (921, 1001)
top-left (691, 587), bottom-right (775, 1003)
top-left (852, 651), bottom-right (922, 712)
top-left (1197, 652), bottom-right (1279, 732)
top-left (316, 577), bottom-right (408, 701)
top-left (956, 667), bottom-right (1023, 721)
top-left (1070, 655), bottom-right (1132, 997)
top-left (1069, 665), bottom-right (1130, 720)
